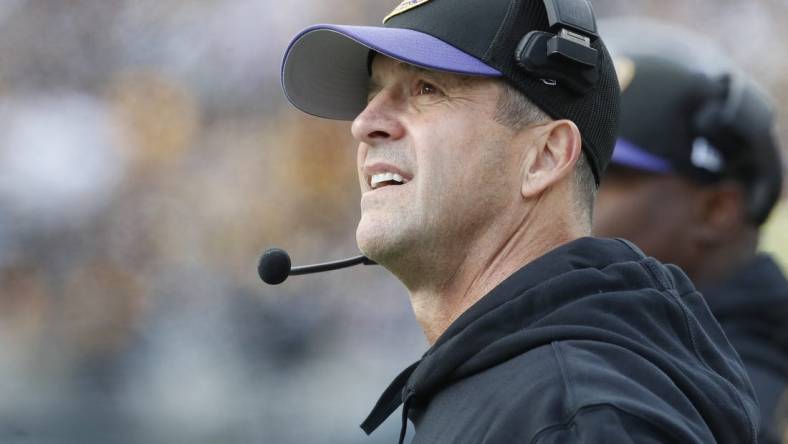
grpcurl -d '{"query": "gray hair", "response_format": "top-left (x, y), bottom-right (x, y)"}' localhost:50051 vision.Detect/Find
top-left (494, 81), bottom-right (597, 225)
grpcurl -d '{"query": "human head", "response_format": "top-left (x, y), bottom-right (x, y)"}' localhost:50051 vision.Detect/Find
top-left (594, 51), bottom-right (784, 283)
top-left (350, 54), bottom-right (597, 286)
top-left (280, 0), bottom-right (619, 285)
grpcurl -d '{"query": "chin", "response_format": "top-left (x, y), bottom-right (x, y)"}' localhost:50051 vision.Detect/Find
top-left (356, 216), bottom-right (409, 265)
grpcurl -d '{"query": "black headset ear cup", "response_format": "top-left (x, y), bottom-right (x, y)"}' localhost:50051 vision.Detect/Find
top-left (515, 31), bottom-right (599, 94)
top-left (692, 76), bottom-right (728, 140)
top-left (515, 0), bottom-right (601, 95)
top-left (692, 73), bottom-right (783, 224)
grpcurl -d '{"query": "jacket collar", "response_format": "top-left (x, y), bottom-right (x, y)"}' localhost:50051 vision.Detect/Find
top-left (360, 237), bottom-right (647, 438)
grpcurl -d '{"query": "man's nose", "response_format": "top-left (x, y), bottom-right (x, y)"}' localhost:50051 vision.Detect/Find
top-left (351, 89), bottom-right (406, 145)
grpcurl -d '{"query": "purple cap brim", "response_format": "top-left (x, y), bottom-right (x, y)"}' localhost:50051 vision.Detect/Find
top-left (281, 24), bottom-right (502, 120)
top-left (611, 138), bottom-right (672, 173)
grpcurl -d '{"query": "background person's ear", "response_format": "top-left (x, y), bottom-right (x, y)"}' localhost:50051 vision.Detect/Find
top-left (521, 120), bottom-right (582, 199)
top-left (692, 181), bottom-right (748, 246)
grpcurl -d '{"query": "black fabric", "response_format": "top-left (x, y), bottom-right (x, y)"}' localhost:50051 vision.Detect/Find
top-left (385, 0), bottom-right (513, 61)
top-left (361, 237), bottom-right (759, 443)
top-left (701, 255), bottom-right (788, 444)
top-left (514, 31), bottom-right (600, 94)
top-left (617, 55), bottom-right (718, 179)
top-left (385, 0), bottom-right (621, 184)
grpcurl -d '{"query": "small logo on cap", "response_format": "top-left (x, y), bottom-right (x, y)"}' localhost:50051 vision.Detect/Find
top-left (383, 0), bottom-right (432, 23)
top-left (613, 56), bottom-right (636, 93)
top-left (691, 137), bottom-right (724, 172)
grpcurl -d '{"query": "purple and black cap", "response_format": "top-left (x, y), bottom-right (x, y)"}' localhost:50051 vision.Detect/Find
top-left (610, 138), bottom-right (672, 174)
top-left (610, 53), bottom-right (783, 224)
top-left (281, 0), bottom-right (621, 184)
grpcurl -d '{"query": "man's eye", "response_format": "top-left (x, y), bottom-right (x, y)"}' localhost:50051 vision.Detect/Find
top-left (415, 80), bottom-right (440, 96)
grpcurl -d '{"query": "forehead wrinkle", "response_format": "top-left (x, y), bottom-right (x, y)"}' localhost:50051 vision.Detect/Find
top-left (370, 55), bottom-right (480, 88)
top-left (403, 62), bottom-right (479, 88)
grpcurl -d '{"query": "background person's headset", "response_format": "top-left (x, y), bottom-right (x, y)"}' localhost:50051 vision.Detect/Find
top-left (693, 71), bottom-right (783, 225)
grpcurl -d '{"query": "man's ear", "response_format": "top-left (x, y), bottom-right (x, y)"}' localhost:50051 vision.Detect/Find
top-left (693, 181), bottom-right (748, 245)
top-left (521, 119), bottom-right (582, 199)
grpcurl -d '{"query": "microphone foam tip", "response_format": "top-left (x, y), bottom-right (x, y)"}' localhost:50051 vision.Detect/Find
top-left (258, 248), bottom-right (292, 285)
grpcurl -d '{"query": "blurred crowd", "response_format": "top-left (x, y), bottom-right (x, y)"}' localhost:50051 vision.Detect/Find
top-left (0, 1), bottom-right (785, 443)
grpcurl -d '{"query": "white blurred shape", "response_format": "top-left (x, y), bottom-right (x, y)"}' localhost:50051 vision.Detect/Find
top-left (113, 0), bottom-right (333, 103)
top-left (0, 94), bottom-right (126, 228)
top-left (121, 308), bottom-right (252, 439)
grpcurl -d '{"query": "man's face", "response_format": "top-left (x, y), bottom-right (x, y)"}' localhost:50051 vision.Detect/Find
top-left (352, 56), bottom-right (524, 269)
top-left (593, 166), bottom-right (699, 267)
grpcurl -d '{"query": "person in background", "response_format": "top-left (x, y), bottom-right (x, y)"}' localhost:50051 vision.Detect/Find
top-left (594, 49), bottom-right (788, 444)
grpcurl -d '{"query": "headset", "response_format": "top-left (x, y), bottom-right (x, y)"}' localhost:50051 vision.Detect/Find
top-left (693, 70), bottom-right (783, 225)
top-left (515, 0), bottom-right (601, 94)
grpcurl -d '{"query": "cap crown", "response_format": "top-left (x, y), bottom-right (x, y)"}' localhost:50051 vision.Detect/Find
top-left (385, 0), bottom-right (621, 183)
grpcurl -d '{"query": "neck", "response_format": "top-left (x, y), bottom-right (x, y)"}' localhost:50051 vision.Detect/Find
top-left (407, 205), bottom-right (587, 344)
top-left (691, 230), bottom-right (759, 288)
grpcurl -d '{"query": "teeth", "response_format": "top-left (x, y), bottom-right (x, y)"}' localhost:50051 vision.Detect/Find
top-left (370, 172), bottom-right (406, 188)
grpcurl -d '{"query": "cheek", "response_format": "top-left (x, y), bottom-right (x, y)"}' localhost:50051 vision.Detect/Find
top-left (416, 142), bottom-right (516, 232)
top-left (419, 138), bottom-right (499, 193)
top-left (356, 143), bottom-right (367, 186)
top-left (594, 183), bottom-right (691, 259)
top-left (411, 108), bottom-right (515, 209)
top-left (595, 185), bottom-right (664, 239)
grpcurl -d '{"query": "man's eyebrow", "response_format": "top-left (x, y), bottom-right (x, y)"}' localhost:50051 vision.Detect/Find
top-left (370, 60), bottom-right (438, 79)
top-left (399, 62), bottom-right (433, 76)
top-left (367, 62), bottom-right (422, 97)
top-left (367, 60), bottom-right (479, 96)
top-left (399, 62), bottom-right (459, 82)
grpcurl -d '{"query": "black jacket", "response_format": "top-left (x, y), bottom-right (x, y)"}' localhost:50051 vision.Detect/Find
top-left (361, 238), bottom-right (759, 443)
top-left (702, 255), bottom-right (788, 444)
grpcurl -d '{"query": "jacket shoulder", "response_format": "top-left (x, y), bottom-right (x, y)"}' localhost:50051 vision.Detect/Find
top-left (530, 404), bottom-right (681, 444)
top-left (545, 340), bottom-right (747, 443)
top-left (412, 341), bottom-right (712, 443)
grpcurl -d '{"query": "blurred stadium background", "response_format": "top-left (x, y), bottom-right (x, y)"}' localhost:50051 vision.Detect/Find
top-left (0, 1), bottom-right (785, 443)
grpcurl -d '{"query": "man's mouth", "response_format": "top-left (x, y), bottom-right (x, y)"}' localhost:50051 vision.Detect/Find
top-left (364, 163), bottom-right (413, 191)
top-left (370, 172), bottom-right (408, 189)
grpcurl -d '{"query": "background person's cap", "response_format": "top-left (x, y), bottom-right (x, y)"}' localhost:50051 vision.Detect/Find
top-left (610, 53), bottom-right (784, 225)
top-left (280, 0), bottom-right (621, 184)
